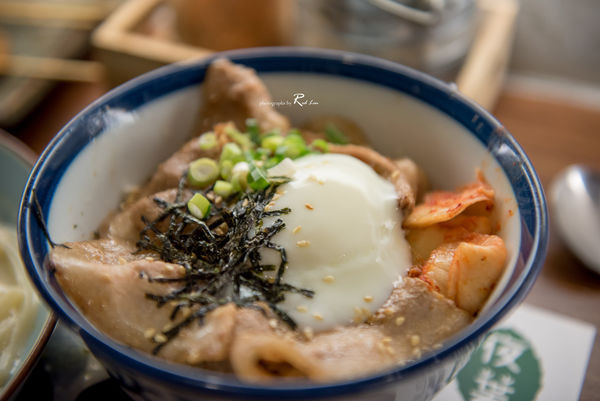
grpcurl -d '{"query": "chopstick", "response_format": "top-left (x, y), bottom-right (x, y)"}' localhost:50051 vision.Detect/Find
top-left (0, 1), bottom-right (115, 23)
top-left (0, 54), bottom-right (104, 83)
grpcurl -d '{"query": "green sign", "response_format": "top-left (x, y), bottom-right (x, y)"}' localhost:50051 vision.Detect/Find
top-left (457, 328), bottom-right (542, 401)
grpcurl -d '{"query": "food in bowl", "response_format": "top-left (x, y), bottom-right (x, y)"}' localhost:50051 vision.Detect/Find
top-left (0, 225), bottom-right (40, 386)
top-left (46, 59), bottom-right (508, 382)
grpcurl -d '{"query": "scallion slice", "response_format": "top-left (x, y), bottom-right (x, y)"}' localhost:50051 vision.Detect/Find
top-left (247, 161), bottom-right (269, 191)
top-left (261, 135), bottom-right (285, 153)
top-left (220, 159), bottom-right (234, 180)
top-left (187, 193), bottom-right (211, 219)
top-left (225, 126), bottom-right (253, 150)
top-left (187, 158), bottom-right (219, 188)
top-left (231, 161), bottom-right (250, 192)
top-left (276, 133), bottom-right (308, 159)
top-left (220, 143), bottom-right (244, 164)
top-left (214, 180), bottom-right (235, 197)
top-left (198, 132), bottom-right (217, 150)
top-left (246, 118), bottom-right (262, 146)
top-left (311, 138), bottom-right (329, 152)
top-left (325, 123), bottom-right (349, 144)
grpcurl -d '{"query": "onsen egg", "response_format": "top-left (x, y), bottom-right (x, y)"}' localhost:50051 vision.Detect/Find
top-left (261, 153), bottom-right (412, 331)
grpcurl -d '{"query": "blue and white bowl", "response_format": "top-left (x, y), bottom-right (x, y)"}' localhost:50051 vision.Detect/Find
top-left (18, 48), bottom-right (548, 401)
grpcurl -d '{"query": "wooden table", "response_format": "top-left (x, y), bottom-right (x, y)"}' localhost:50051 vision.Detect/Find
top-left (12, 80), bottom-right (600, 401)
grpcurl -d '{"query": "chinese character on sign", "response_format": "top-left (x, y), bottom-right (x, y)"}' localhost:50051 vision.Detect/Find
top-left (469, 368), bottom-right (515, 401)
top-left (481, 332), bottom-right (528, 374)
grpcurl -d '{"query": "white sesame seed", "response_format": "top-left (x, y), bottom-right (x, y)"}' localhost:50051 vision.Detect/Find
top-left (154, 334), bottom-right (167, 344)
top-left (322, 275), bottom-right (335, 283)
top-left (272, 194), bottom-right (281, 201)
top-left (163, 323), bottom-right (174, 332)
top-left (382, 337), bottom-right (392, 345)
top-left (410, 335), bottom-right (420, 346)
top-left (304, 203), bottom-right (314, 210)
top-left (296, 240), bottom-right (311, 247)
top-left (292, 225), bottom-right (302, 234)
top-left (386, 346), bottom-right (396, 356)
top-left (242, 199), bottom-right (249, 207)
top-left (363, 295), bottom-right (374, 303)
top-left (313, 313), bottom-right (324, 321)
top-left (395, 316), bottom-right (405, 326)
top-left (145, 256), bottom-right (155, 262)
top-left (383, 308), bottom-right (394, 316)
top-left (303, 327), bottom-right (314, 340)
top-left (296, 305), bottom-right (308, 313)
top-left (269, 319), bottom-right (278, 329)
top-left (118, 256), bottom-right (127, 264)
top-left (181, 307), bottom-right (192, 319)
top-left (144, 328), bottom-right (156, 339)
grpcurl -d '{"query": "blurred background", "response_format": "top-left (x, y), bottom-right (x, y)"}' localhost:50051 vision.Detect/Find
top-left (0, 0), bottom-right (598, 400)
top-left (0, 0), bottom-right (598, 129)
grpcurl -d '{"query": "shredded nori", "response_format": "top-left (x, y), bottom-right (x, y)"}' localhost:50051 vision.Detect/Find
top-left (30, 189), bottom-right (69, 249)
top-left (136, 174), bottom-right (314, 354)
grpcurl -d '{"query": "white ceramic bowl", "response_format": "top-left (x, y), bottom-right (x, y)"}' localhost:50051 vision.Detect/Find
top-left (19, 48), bottom-right (548, 401)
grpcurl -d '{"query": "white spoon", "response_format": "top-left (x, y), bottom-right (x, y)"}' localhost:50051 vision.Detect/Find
top-left (550, 165), bottom-right (600, 274)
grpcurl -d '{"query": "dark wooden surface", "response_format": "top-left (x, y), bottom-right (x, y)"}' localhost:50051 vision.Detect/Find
top-left (11, 81), bottom-right (600, 401)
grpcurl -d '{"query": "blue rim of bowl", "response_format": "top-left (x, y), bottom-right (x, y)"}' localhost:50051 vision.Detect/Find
top-left (18, 47), bottom-right (548, 399)
top-left (0, 130), bottom-right (56, 401)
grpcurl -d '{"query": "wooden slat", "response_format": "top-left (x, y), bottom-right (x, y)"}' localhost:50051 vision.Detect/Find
top-left (0, 54), bottom-right (104, 82)
top-left (456, 0), bottom-right (519, 110)
top-left (0, 1), bottom-right (115, 22)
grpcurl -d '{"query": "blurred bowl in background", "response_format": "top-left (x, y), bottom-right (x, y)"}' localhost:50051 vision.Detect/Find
top-left (0, 130), bottom-right (55, 401)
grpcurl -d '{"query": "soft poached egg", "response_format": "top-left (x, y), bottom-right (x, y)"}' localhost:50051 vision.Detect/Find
top-left (262, 153), bottom-right (411, 331)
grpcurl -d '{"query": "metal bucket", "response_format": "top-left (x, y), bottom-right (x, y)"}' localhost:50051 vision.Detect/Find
top-left (295, 0), bottom-right (477, 78)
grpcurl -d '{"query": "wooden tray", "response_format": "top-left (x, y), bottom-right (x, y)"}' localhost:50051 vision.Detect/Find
top-left (92, 0), bottom-right (518, 110)
top-left (0, 0), bottom-right (118, 127)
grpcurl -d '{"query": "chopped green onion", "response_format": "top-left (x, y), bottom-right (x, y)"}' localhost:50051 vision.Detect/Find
top-left (276, 133), bottom-right (308, 159)
top-left (220, 143), bottom-right (244, 164)
top-left (248, 148), bottom-right (270, 161)
top-left (231, 162), bottom-right (250, 192)
top-left (325, 123), bottom-right (349, 144)
top-left (245, 118), bottom-right (262, 146)
top-left (197, 132), bottom-right (217, 150)
top-left (220, 159), bottom-right (234, 180)
top-left (187, 193), bottom-right (211, 219)
top-left (311, 139), bottom-right (329, 152)
top-left (187, 158), bottom-right (219, 188)
top-left (247, 161), bottom-right (269, 191)
top-left (265, 155), bottom-right (284, 169)
top-left (261, 135), bottom-right (285, 153)
top-left (225, 126), bottom-right (253, 150)
top-left (220, 143), bottom-right (244, 180)
top-left (214, 180), bottom-right (235, 197)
